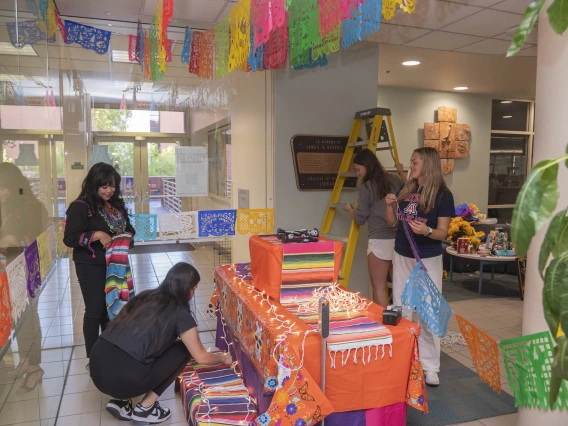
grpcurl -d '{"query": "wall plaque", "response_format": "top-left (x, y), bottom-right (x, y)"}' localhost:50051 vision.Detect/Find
top-left (290, 134), bottom-right (359, 191)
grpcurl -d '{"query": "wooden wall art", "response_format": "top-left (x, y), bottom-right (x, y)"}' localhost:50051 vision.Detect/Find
top-left (424, 106), bottom-right (470, 175)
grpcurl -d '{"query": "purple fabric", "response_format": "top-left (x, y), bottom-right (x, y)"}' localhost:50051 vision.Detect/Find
top-left (215, 310), bottom-right (406, 425)
top-left (24, 241), bottom-right (41, 297)
top-left (234, 262), bottom-right (252, 280)
top-left (400, 213), bottom-right (423, 264)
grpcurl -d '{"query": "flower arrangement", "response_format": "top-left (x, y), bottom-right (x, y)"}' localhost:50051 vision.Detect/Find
top-left (448, 217), bottom-right (485, 248)
top-left (455, 203), bottom-right (480, 221)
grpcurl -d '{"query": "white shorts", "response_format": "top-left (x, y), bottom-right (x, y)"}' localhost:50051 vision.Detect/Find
top-left (367, 239), bottom-right (395, 261)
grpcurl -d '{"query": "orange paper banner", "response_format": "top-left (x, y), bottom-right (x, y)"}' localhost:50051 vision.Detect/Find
top-left (455, 313), bottom-right (501, 393)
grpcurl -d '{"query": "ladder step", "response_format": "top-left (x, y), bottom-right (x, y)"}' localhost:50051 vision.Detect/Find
top-left (376, 147), bottom-right (393, 151)
top-left (339, 172), bottom-right (358, 178)
top-left (348, 140), bottom-right (372, 147)
top-left (354, 107), bottom-right (392, 119)
top-left (329, 203), bottom-right (346, 209)
top-left (323, 234), bottom-right (348, 243)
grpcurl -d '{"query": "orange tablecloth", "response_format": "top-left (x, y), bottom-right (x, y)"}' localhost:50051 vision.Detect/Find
top-left (214, 265), bottom-right (423, 413)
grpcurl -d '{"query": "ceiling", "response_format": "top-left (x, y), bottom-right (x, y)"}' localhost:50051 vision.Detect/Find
top-left (0, 0), bottom-right (538, 104)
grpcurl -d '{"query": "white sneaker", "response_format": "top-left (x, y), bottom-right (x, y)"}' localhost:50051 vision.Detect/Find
top-left (106, 399), bottom-right (133, 421)
top-left (131, 401), bottom-right (171, 424)
top-left (425, 371), bottom-right (440, 387)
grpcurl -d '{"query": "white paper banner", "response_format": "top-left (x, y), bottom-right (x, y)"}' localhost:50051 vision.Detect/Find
top-left (175, 146), bottom-right (208, 197)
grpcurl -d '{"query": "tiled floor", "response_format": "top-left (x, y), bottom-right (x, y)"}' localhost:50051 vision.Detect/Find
top-left (0, 247), bottom-right (522, 426)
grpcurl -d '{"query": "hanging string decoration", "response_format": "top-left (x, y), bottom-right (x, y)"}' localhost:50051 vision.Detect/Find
top-left (293, 49), bottom-right (328, 69)
top-left (341, 0), bottom-right (365, 19)
top-left (455, 313), bottom-right (502, 394)
top-left (128, 34), bottom-right (138, 62)
top-left (0, 272), bottom-right (12, 347)
top-left (189, 31), bottom-right (203, 76)
top-left (228, 0), bottom-right (251, 72)
top-left (319, 0), bottom-right (342, 38)
top-left (143, 30), bottom-right (152, 80)
top-left (64, 20), bottom-right (111, 55)
top-left (6, 20), bottom-right (56, 49)
top-left (6, 253), bottom-right (29, 325)
top-left (407, 327), bottom-right (429, 412)
top-left (288, 0), bottom-right (321, 67)
top-left (360, 0), bottom-right (382, 39)
top-left (154, 0), bottom-right (167, 72)
top-left (237, 209), bottom-right (274, 235)
top-left (312, 23), bottom-right (340, 61)
top-left (341, 4), bottom-right (362, 49)
top-left (181, 26), bottom-right (193, 64)
top-left (54, 8), bottom-right (67, 42)
top-left (135, 21), bottom-right (143, 64)
top-left (26, 0), bottom-right (38, 16)
top-left (248, 27), bottom-right (265, 72)
top-left (42, 0), bottom-right (57, 38)
top-left (199, 29), bottom-right (215, 79)
top-left (215, 17), bottom-right (231, 78)
top-left (162, 0), bottom-right (174, 46)
top-left (251, 0), bottom-right (286, 48)
top-left (382, 0), bottom-right (415, 20)
top-left (198, 210), bottom-right (237, 237)
top-left (149, 17), bottom-right (164, 81)
top-left (500, 331), bottom-right (568, 410)
top-left (264, 22), bottom-right (288, 70)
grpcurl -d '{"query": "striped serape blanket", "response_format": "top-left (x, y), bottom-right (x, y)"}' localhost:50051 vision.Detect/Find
top-left (280, 242), bottom-right (393, 367)
top-left (181, 359), bottom-right (258, 426)
top-left (105, 234), bottom-right (134, 320)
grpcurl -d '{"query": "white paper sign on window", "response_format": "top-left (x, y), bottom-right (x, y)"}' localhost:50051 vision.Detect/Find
top-left (175, 146), bottom-right (209, 197)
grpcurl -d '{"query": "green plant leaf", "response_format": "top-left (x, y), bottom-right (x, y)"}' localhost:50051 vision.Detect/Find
top-left (551, 336), bottom-right (568, 383)
top-left (511, 159), bottom-right (560, 259)
top-left (539, 208), bottom-right (568, 278)
top-left (543, 290), bottom-right (560, 341)
top-left (507, 0), bottom-right (547, 57)
top-left (543, 257), bottom-right (567, 332)
top-left (547, 0), bottom-right (568, 35)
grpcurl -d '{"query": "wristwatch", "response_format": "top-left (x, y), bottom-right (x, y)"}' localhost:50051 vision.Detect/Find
top-left (425, 227), bottom-right (433, 237)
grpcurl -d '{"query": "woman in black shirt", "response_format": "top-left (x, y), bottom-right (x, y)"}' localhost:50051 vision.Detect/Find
top-left (63, 163), bottom-right (135, 363)
top-left (90, 262), bottom-right (232, 424)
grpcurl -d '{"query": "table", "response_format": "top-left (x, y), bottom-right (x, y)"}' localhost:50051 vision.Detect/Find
top-left (446, 247), bottom-right (524, 300)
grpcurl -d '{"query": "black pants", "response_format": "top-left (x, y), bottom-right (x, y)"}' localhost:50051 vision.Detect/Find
top-left (75, 263), bottom-right (108, 357)
top-left (89, 338), bottom-right (191, 399)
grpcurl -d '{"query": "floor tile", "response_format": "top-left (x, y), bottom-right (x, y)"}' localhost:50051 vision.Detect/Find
top-left (38, 396), bottom-right (60, 420)
top-left (479, 412), bottom-right (518, 426)
top-left (55, 411), bottom-right (101, 426)
top-left (0, 399), bottom-right (40, 425)
top-left (58, 390), bottom-right (103, 417)
top-left (62, 374), bottom-right (97, 394)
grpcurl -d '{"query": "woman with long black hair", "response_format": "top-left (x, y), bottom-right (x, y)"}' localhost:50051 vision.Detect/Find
top-left (90, 262), bottom-right (232, 424)
top-left (343, 149), bottom-right (405, 307)
top-left (63, 162), bottom-right (135, 363)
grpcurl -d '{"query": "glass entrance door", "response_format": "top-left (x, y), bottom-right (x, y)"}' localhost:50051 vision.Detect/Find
top-left (92, 137), bottom-right (182, 215)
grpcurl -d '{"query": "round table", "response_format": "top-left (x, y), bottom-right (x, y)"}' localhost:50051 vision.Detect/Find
top-left (446, 247), bottom-right (524, 300)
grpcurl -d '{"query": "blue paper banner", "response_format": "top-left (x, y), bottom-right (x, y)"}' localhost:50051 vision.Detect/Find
top-left (130, 214), bottom-right (158, 241)
top-left (198, 210), bottom-right (237, 237)
top-left (402, 262), bottom-right (452, 337)
top-left (248, 27), bottom-right (264, 72)
top-left (6, 20), bottom-right (56, 48)
top-left (181, 26), bottom-right (192, 64)
top-left (64, 20), bottom-right (111, 55)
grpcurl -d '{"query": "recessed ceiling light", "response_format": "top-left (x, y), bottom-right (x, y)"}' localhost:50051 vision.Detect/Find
top-left (108, 24), bottom-right (112, 27)
top-left (402, 60), bottom-right (420, 66)
top-left (503, 115), bottom-right (513, 119)
top-left (106, 12), bottom-right (111, 15)
top-left (454, 86), bottom-right (468, 91)
top-left (111, 50), bottom-right (134, 63)
top-left (0, 42), bottom-right (37, 56)
top-left (501, 100), bottom-right (513, 104)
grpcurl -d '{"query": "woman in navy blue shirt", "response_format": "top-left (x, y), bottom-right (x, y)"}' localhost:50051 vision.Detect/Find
top-left (385, 147), bottom-right (454, 387)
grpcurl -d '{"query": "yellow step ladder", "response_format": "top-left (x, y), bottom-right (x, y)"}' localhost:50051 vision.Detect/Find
top-left (321, 107), bottom-right (401, 288)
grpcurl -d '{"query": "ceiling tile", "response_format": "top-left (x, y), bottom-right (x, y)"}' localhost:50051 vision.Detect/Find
top-left (490, 0), bottom-right (534, 14)
top-left (384, 2), bottom-right (482, 30)
top-left (365, 23), bottom-right (430, 45)
top-left (58, 0), bottom-right (144, 22)
top-left (439, 0), bottom-right (502, 7)
top-left (144, 0), bottom-right (228, 23)
top-left (517, 46), bottom-right (537, 57)
top-left (441, 9), bottom-right (524, 37)
top-left (454, 38), bottom-right (515, 54)
top-left (405, 31), bottom-right (484, 51)
top-left (494, 28), bottom-right (538, 45)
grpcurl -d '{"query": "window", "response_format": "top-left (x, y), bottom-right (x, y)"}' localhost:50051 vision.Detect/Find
top-left (489, 100), bottom-right (534, 223)
top-left (208, 125), bottom-right (231, 198)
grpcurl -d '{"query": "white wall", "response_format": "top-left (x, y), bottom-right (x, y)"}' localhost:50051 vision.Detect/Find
top-left (273, 43), bottom-right (380, 297)
top-left (376, 86), bottom-right (492, 213)
top-left (188, 72), bottom-right (274, 262)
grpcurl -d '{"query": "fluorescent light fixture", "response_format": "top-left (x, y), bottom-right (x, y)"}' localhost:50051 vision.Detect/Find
top-left (454, 86), bottom-right (468, 91)
top-left (142, 82), bottom-right (154, 91)
top-left (111, 50), bottom-right (133, 63)
top-left (402, 60), bottom-right (420, 66)
top-left (503, 115), bottom-right (513, 119)
top-left (501, 100), bottom-right (513, 104)
top-left (113, 81), bottom-right (129, 89)
top-left (0, 74), bottom-right (26, 82)
top-left (0, 42), bottom-right (37, 56)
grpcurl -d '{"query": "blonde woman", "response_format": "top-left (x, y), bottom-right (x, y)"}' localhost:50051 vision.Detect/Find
top-left (385, 147), bottom-right (454, 387)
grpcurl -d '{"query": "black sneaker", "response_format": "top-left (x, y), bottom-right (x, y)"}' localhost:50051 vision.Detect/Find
top-left (106, 399), bottom-right (133, 421)
top-left (131, 401), bottom-right (171, 424)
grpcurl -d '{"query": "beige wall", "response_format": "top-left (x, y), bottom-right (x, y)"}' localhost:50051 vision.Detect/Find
top-left (273, 43), bottom-right (380, 297)
top-left (376, 86), bottom-right (492, 213)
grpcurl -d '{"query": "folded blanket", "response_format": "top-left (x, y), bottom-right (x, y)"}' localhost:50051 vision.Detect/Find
top-left (105, 233), bottom-right (134, 320)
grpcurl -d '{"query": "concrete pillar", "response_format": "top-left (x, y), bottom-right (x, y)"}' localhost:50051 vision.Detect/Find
top-left (517, 12), bottom-right (568, 426)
